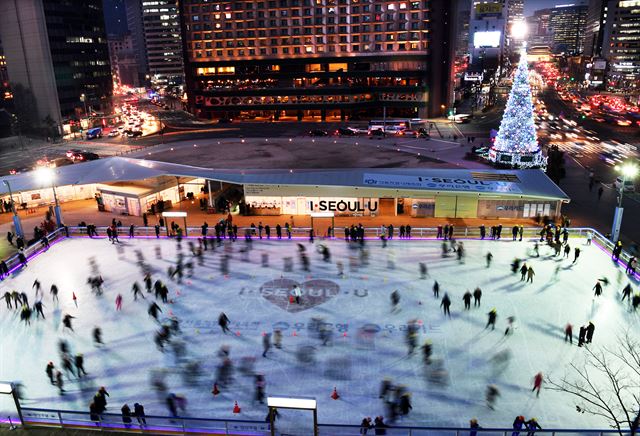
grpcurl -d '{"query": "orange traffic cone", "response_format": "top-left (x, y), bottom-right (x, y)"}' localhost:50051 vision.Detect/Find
top-left (331, 387), bottom-right (340, 400)
top-left (212, 383), bottom-right (220, 396)
top-left (233, 401), bottom-right (241, 414)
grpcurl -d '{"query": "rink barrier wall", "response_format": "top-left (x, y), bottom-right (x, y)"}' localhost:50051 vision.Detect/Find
top-left (2, 226), bottom-right (636, 285)
top-left (6, 407), bottom-right (634, 435)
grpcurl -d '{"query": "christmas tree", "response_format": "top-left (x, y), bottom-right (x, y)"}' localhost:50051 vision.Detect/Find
top-left (489, 48), bottom-right (546, 168)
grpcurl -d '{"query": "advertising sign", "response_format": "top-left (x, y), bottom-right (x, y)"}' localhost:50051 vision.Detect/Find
top-left (475, 2), bottom-right (502, 17)
top-left (473, 31), bottom-right (502, 48)
top-left (362, 173), bottom-right (522, 194)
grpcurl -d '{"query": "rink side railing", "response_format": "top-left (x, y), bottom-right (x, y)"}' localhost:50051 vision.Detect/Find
top-left (7, 406), bottom-right (635, 436)
top-left (3, 226), bottom-right (638, 285)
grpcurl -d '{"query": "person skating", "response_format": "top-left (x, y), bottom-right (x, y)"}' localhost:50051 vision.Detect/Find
top-left (440, 293), bottom-right (451, 318)
top-left (512, 415), bottom-right (526, 436)
top-left (144, 274), bottom-right (152, 293)
top-left (532, 372), bottom-right (543, 397)
top-left (525, 417), bottom-right (542, 436)
top-left (563, 244), bottom-right (571, 258)
top-left (586, 321), bottom-right (595, 344)
top-left (20, 304), bottom-right (32, 325)
top-left (50, 284), bottom-right (59, 303)
top-left (61, 354), bottom-right (75, 378)
top-left (254, 373), bottom-right (266, 404)
top-left (134, 403), bottom-right (146, 425)
top-left (593, 281), bottom-right (603, 297)
top-left (578, 325), bottom-right (587, 347)
top-left (421, 340), bottom-right (432, 365)
top-left (218, 312), bottom-right (230, 333)
top-left (20, 292), bottom-right (29, 307)
top-left (512, 225), bottom-right (518, 241)
top-left (33, 279), bottom-right (41, 298)
top-left (486, 252), bottom-right (493, 268)
top-left (390, 290), bottom-right (400, 312)
top-left (94, 387), bottom-right (109, 413)
top-left (485, 384), bottom-right (500, 409)
top-left (486, 309), bottom-right (497, 330)
top-left (622, 283), bottom-right (633, 302)
top-left (93, 327), bottom-right (103, 346)
top-left (62, 314), bottom-right (75, 331)
top-left (432, 281), bottom-right (440, 298)
top-left (564, 323), bottom-right (573, 343)
top-left (34, 300), bottom-right (45, 319)
top-left (473, 287), bottom-right (482, 307)
top-left (419, 262), bottom-right (427, 279)
top-left (75, 353), bottom-right (87, 377)
top-left (504, 316), bottom-right (516, 336)
top-left (480, 224), bottom-right (486, 239)
top-left (520, 263), bottom-right (528, 281)
top-left (573, 247), bottom-right (581, 263)
top-left (115, 294), bottom-right (123, 311)
top-left (527, 266), bottom-right (535, 283)
top-left (398, 393), bottom-right (412, 416)
top-left (46, 362), bottom-right (55, 384)
top-left (262, 333), bottom-right (271, 357)
top-left (292, 285), bottom-right (302, 304)
top-left (148, 302), bottom-right (162, 321)
top-left (360, 417), bottom-right (373, 434)
top-left (273, 329), bottom-right (282, 349)
top-left (121, 403), bottom-right (132, 428)
top-left (462, 291), bottom-right (472, 310)
top-left (374, 416), bottom-right (388, 435)
top-left (633, 293), bottom-right (640, 310)
top-left (56, 370), bottom-right (64, 394)
top-left (2, 291), bottom-right (12, 309)
top-left (132, 282), bottom-right (145, 300)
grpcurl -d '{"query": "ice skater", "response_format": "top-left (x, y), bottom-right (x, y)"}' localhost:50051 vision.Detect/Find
top-left (390, 290), bottom-right (400, 312)
top-left (593, 281), bottom-right (603, 297)
top-left (218, 312), bottom-right (230, 334)
top-left (486, 384), bottom-right (500, 409)
top-left (473, 287), bottom-right (482, 307)
top-left (621, 283), bottom-right (633, 302)
top-left (20, 304), bottom-right (32, 325)
top-left (520, 263), bottom-right (528, 281)
top-left (564, 323), bottom-right (573, 343)
top-left (563, 244), bottom-right (571, 258)
top-left (132, 282), bottom-right (145, 300)
top-left (62, 314), bottom-right (75, 331)
top-left (56, 370), bottom-right (64, 394)
top-left (440, 293), bottom-right (451, 318)
top-left (578, 325), bottom-right (587, 347)
top-left (527, 266), bottom-right (535, 283)
top-left (75, 353), bottom-right (87, 377)
top-left (34, 300), bottom-right (45, 319)
top-left (486, 252), bottom-right (493, 268)
top-left (433, 281), bottom-right (440, 298)
top-left (262, 333), bottom-right (271, 357)
top-left (50, 284), bottom-right (59, 303)
top-left (532, 372), bottom-right (543, 397)
top-left (419, 262), bottom-right (427, 279)
top-left (504, 316), bottom-right (515, 336)
top-left (573, 247), bottom-right (581, 264)
top-left (148, 302), bottom-right (162, 321)
top-left (46, 362), bottom-right (55, 384)
top-left (586, 321), bottom-right (595, 344)
top-left (486, 309), bottom-right (497, 330)
top-left (93, 327), bottom-right (103, 346)
top-left (115, 294), bottom-right (123, 311)
top-left (462, 291), bottom-right (472, 310)
top-left (274, 329), bottom-right (282, 349)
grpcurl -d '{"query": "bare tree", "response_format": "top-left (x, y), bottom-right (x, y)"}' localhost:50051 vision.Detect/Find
top-left (547, 331), bottom-right (640, 435)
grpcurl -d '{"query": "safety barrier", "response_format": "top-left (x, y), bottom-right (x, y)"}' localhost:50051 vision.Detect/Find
top-left (12, 407), bottom-right (632, 435)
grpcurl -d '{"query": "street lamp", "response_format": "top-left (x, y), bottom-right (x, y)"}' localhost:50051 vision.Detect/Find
top-left (35, 167), bottom-right (63, 228)
top-left (611, 162), bottom-right (638, 242)
top-left (80, 93), bottom-right (88, 128)
top-left (2, 180), bottom-right (24, 238)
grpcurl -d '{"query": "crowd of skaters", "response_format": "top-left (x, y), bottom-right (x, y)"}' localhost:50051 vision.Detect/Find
top-left (2, 210), bottom-right (640, 431)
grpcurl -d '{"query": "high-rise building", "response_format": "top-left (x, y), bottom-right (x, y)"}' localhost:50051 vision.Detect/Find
top-left (126, 0), bottom-right (184, 89)
top-left (0, 0), bottom-right (112, 132)
top-left (505, 0), bottom-right (524, 52)
top-left (469, 2), bottom-right (507, 69)
top-left (526, 8), bottom-right (553, 47)
top-left (179, 0), bottom-right (457, 121)
top-left (548, 3), bottom-right (588, 55)
top-left (583, 0), bottom-right (606, 58)
top-left (108, 33), bottom-right (140, 87)
top-left (602, 0), bottom-right (640, 90)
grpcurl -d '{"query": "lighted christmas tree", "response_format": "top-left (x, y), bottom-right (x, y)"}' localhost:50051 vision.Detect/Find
top-left (489, 48), bottom-right (547, 168)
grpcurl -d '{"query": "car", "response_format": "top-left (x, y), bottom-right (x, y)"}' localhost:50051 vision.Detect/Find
top-left (218, 118), bottom-right (233, 124)
top-left (336, 127), bottom-right (357, 136)
top-left (108, 130), bottom-right (120, 137)
top-left (66, 149), bottom-right (82, 159)
top-left (70, 151), bottom-right (100, 162)
top-left (615, 176), bottom-right (636, 192)
top-left (369, 129), bottom-right (385, 137)
top-left (309, 129), bottom-right (328, 136)
top-left (127, 130), bottom-right (143, 137)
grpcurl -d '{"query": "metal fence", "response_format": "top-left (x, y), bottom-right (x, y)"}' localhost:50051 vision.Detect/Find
top-left (13, 407), bottom-right (633, 435)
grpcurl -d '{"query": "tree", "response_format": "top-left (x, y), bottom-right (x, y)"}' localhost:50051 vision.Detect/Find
top-left (547, 331), bottom-right (640, 434)
top-left (10, 83), bottom-right (39, 134)
top-left (490, 49), bottom-right (546, 168)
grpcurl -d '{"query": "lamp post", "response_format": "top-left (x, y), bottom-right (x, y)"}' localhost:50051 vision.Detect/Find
top-left (80, 94), bottom-right (88, 129)
top-left (36, 167), bottom-right (63, 228)
top-left (612, 163), bottom-right (638, 243)
top-left (2, 180), bottom-right (24, 239)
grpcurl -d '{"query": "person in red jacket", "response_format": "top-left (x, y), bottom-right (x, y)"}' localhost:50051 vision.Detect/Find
top-left (532, 372), bottom-right (543, 397)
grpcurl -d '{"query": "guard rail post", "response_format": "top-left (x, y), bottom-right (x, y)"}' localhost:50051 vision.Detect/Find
top-left (57, 410), bottom-right (63, 428)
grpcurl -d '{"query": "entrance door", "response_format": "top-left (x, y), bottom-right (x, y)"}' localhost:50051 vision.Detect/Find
top-left (378, 198), bottom-right (395, 216)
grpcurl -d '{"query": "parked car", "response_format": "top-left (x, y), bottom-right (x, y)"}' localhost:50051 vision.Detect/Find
top-left (614, 176), bottom-right (636, 192)
top-left (309, 129), bottom-right (328, 136)
top-left (336, 127), bottom-right (357, 136)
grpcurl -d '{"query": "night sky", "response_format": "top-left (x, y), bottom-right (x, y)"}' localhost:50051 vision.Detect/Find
top-left (103, 0), bottom-right (128, 35)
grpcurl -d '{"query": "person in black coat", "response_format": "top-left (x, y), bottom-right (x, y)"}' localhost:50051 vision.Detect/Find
top-left (121, 404), bottom-right (132, 427)
top-left (134, 403), bottom-right (146, 425)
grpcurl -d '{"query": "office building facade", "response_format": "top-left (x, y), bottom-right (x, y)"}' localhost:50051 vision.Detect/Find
top-left (602, 0), bottom-right (640, 90)
top-left (548, 3), bottom-right (588, 55)
top-left (0, 0), bottom-right (112, 132)
top-left (180, 0), bottom-right (457, 121)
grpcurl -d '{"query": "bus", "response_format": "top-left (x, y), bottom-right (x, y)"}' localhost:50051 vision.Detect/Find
top-left (368, 118), bottom-right (428, 133)
top-left (86, 127), bottom-right (103, 139)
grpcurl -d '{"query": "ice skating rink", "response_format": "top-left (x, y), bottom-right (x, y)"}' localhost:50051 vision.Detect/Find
top-left (0, 235), bottom-right (638, 429)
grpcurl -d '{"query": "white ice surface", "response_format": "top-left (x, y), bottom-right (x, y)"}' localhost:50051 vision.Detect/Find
top-left (0, 235), bottom-right (638, 430)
